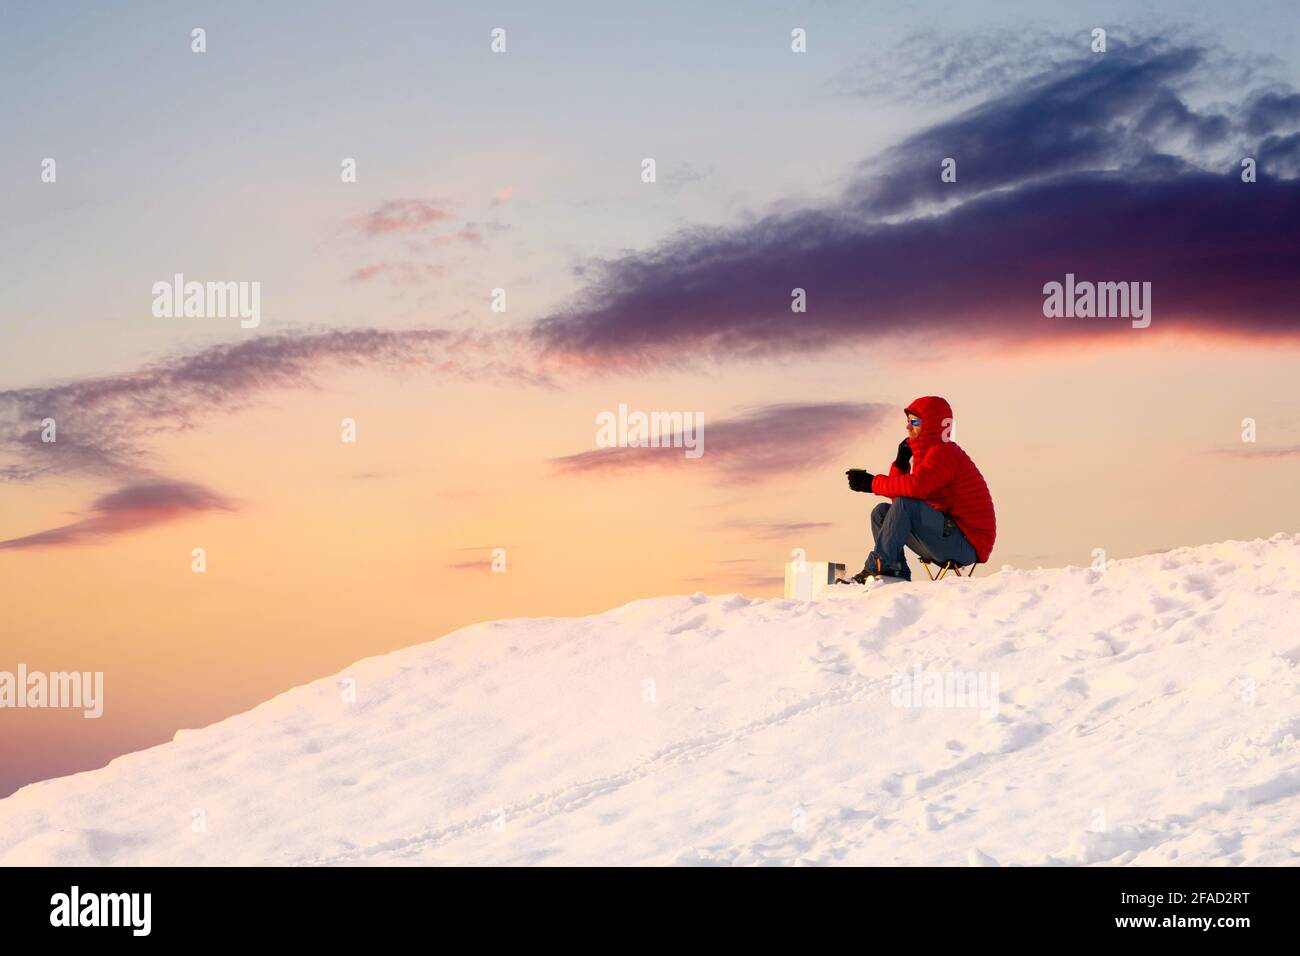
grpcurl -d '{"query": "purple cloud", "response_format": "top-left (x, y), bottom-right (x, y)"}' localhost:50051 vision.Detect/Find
top-left (0, 480), bottom-right (234, 550)
top-left (0, 327), bottom-right (536, 484)
top-left (531, 37), bottom-right (1300, 367)
top-left (551, 402), bottom-right (892, 482)
top-left (0, 327), bottom-right (545, 552)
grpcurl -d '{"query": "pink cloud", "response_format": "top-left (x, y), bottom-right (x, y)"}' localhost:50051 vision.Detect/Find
top-left (350, 199), bottom-right (457, 237)
top-left (349, 262), bottom-right (448, 284)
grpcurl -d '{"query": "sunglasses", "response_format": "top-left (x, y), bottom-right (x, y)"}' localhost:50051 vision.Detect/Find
top-left (906, 416), bottom-right (922, 427)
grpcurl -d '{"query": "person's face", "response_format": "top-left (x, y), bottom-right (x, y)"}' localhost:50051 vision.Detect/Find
top-left (905, 412), bottom-right (922, 440)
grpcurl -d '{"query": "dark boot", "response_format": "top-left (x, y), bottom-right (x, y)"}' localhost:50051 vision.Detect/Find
top-left (846, 553), bottom-right (911, 584)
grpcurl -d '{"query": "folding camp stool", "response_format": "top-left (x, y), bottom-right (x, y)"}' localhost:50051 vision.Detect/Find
top-left (919, 557), bottom-right (979, 580)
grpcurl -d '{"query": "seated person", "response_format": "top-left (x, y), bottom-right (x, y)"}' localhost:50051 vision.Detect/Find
top-left (844, 395), bottom-right (996, 582)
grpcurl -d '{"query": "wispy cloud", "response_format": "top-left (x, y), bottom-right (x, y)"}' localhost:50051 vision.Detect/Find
top-left (0, 327), bottom-right (535, 486)
top-left (551, 402), bottom-right (892, 482)
top-left (342, 199), bottom-right (483, 287)
top-left (1207, 444), bottom-right (1300, 458)
top-left (682, 558), bottom-right (784, 591)
top-left (836, 26), bottom-right (1086, 105)
top-left (719, 518), bottom-right (834, 540)
top-left (348, 262), bottom-right (448, 284)
top-left (681, 573), bottom-right (783, 590)
top-left (0, 480), bottom-right (233, 550)
top-left (349, 199), bottom-right (457, 237)
top-left (447, 559), bottom-right (493, 571)
top-left (447, 560), bottom-right (486, 571)
top-left (446, 544), bottom-right (520, 572)
top-left (0, 327), bottom-right (546, 552)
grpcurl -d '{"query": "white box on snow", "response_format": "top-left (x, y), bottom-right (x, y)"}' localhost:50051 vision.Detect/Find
top-left (783, 560), bottom-right (846, 600)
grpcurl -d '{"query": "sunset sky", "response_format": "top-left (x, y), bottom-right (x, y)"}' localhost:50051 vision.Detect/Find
top-left (3, 0), bottom-right (1300, 796)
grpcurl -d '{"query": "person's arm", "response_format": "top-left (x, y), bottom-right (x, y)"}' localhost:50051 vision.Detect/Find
top-left (871, 445), bottom-right (957, 499)
top-left (882, 439), bottom-right (912, 478)
top-left (849, 441), bottom-right (915, 491)
top-left (894, 439), bottom-right (912, 474)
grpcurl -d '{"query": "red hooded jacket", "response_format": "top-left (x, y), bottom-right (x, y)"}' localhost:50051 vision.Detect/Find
top-left (870, 396), bottom-right (997, 563)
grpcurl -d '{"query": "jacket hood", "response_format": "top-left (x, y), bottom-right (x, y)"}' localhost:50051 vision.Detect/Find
top-left (904, 395), bottom-right (953, 456)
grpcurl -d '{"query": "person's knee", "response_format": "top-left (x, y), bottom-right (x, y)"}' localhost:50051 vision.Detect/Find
top-left (871, 502), bottom-right (890, 524)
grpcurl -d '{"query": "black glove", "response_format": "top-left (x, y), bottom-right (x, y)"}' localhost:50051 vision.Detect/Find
top-left (846, 469), bottom-right (874, 493)
top-left (894, 439), bottom-right (912, 473)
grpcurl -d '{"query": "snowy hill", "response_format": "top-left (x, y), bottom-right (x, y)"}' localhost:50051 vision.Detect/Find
top-left (3, 534), bottom-right (1300, 866)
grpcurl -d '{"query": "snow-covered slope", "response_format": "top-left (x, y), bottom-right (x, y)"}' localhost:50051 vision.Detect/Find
top-left (4, 535), bottom-right (1300, 866)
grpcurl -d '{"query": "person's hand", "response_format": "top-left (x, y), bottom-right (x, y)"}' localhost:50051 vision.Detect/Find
top-left (846, 469), bottom-right (874, 493)
top-left (894, 439), bottom-right (912, 473)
